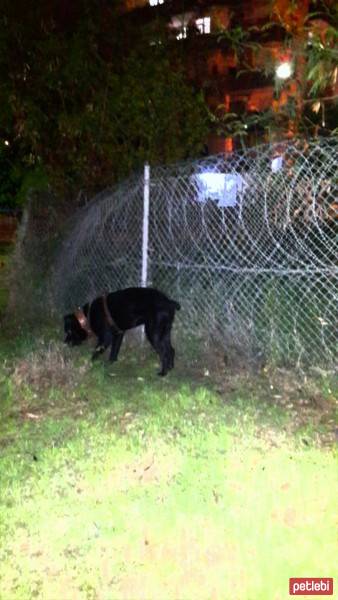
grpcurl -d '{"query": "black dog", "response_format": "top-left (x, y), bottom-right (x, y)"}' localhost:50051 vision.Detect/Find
top-left (64, 287), bottom-right (180, 376)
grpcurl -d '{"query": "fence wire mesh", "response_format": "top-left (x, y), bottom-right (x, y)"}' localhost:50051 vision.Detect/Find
top-left (52, 137), bottom-right (338, 368)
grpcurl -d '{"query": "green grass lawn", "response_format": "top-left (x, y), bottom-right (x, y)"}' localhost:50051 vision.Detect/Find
top-left (0, 331), bottom-right (337, 600)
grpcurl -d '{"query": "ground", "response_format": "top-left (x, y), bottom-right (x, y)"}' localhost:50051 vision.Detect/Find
top-left (0, 328), bottom-right (337, 600)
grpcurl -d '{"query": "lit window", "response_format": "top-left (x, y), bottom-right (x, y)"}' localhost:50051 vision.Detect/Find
top-left (171, 13), bottom-right (193, 40)
top-left (195, 17), bottom-right (211, 34)
top-left (149, 0), bottom-right (164, 6)
top-left (176, 26), bottom-right (187, 40)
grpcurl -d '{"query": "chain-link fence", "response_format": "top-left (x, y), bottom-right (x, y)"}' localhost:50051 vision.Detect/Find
top-left (52, 137), bottom-right (338, 368)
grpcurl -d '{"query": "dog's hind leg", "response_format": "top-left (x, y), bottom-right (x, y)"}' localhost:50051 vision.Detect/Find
top-left (145, 316), bottom-right (175, 376)
top-left (166, 343), bottom-right (175, 370)
top-left (159, 309), bottom-right (176, 375)
top-left (144, 319), bottom-right (162, 373)
top-left (159, 332), bottom-right (175, 375)
top-left (109, 333), bottom-right (124, 362)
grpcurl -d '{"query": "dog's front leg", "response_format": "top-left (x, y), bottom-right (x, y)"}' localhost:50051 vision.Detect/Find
top-left (92, 331), bottom-right (111, 361)
top-left (109, 333), bottom-right (124, 362)
top-left (92, 342), bottom-right (107, 360)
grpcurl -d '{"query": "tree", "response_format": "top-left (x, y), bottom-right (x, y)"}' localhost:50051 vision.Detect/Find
top-left (0, 0), bottom-right (209, 206)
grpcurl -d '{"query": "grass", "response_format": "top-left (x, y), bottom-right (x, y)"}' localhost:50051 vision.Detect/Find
top-left (0, 329), bottom-right (337, 600)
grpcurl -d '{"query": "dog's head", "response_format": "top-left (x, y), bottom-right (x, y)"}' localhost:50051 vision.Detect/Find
top-left (64, 313), bottom-right (88, 346)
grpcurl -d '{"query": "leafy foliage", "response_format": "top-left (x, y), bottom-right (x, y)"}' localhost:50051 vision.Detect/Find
top-left (0, 1), bottom-right (209, 205)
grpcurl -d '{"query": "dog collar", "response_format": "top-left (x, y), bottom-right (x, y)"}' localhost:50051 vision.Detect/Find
top-left (74, 307), bottom-right (93, 335)
top-left (74, 297), bottom-right (123, 336)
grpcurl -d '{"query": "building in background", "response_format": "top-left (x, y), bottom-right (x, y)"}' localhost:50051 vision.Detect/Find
top-left (119, 0), bottom-right (337, 153)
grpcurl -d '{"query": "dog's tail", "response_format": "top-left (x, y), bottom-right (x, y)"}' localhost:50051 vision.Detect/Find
top-left (170, 299), bottom-right (181, 311)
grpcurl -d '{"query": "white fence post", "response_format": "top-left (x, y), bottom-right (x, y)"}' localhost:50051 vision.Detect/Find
top-left (141, 163), bottom-right (150, 288)
top-left (141, 163), bottom-right (150, 342)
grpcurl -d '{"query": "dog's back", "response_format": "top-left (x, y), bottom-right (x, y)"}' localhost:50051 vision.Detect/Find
top-left (106, 287), bottom-right (180, 330)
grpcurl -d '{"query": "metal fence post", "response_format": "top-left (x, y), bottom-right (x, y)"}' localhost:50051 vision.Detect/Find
top-left (141, 163), bottom-right (150, 289)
